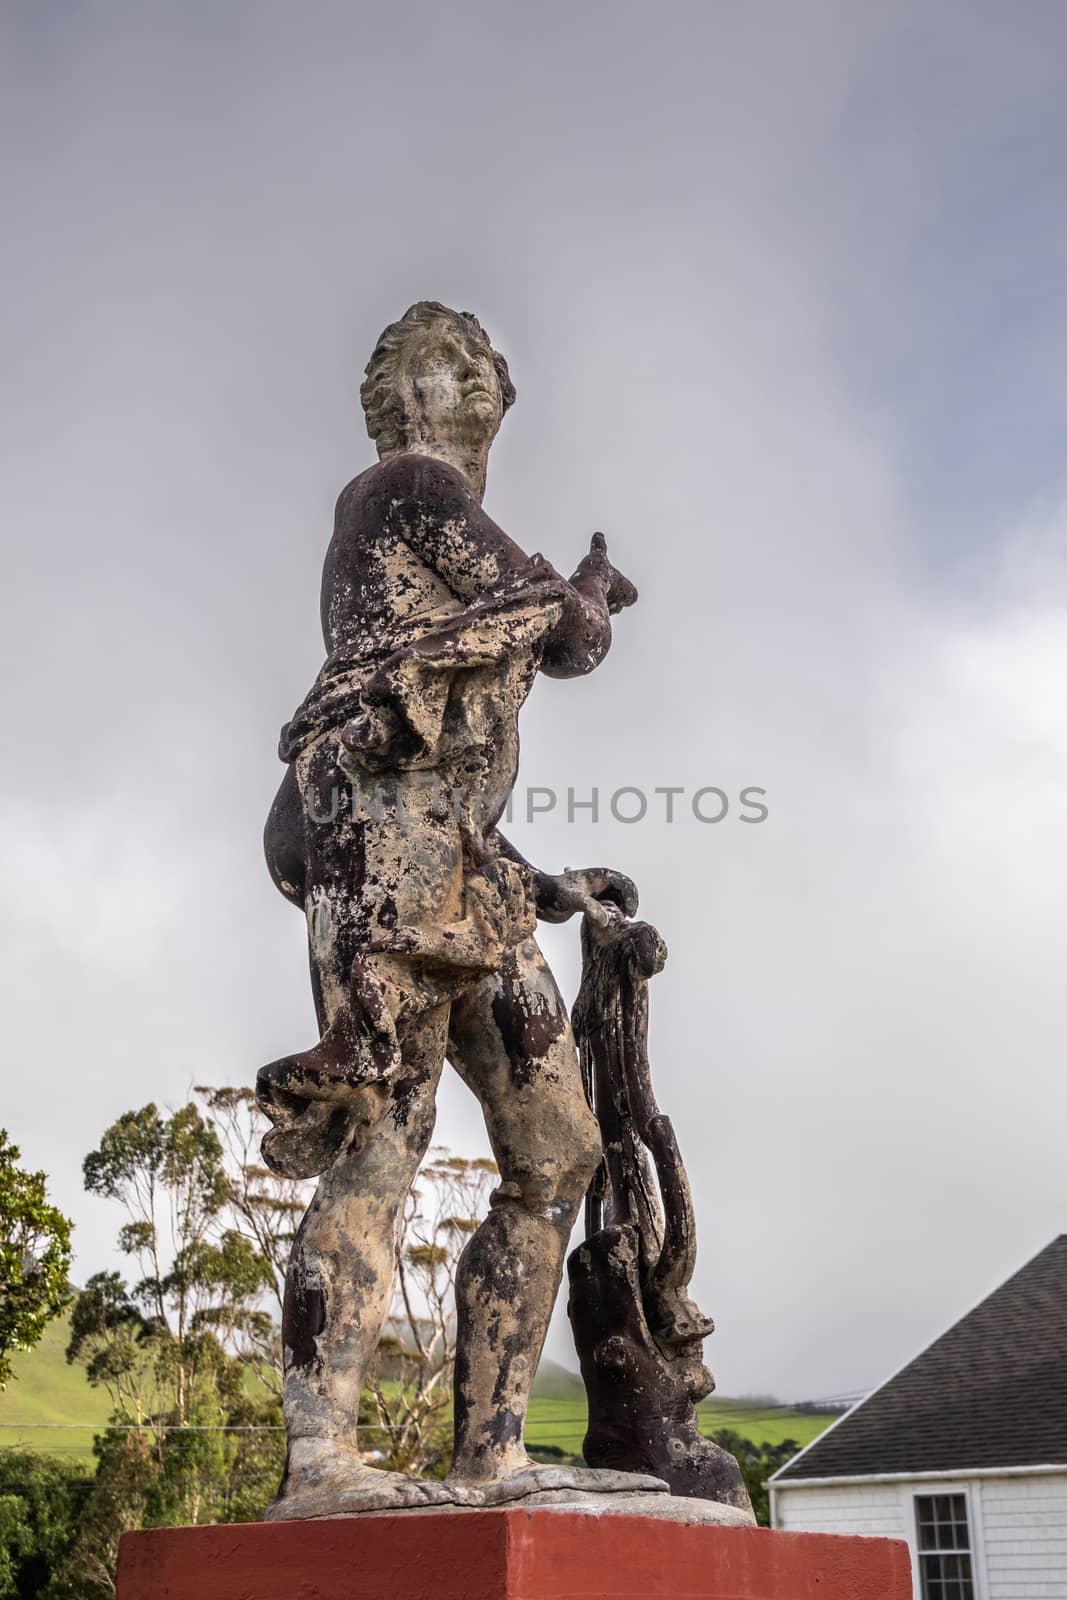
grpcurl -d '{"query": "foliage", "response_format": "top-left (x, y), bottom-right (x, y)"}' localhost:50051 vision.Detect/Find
top-left (708, 1428), bottom-right (802, 1526)
top-left (54, 1398), bottom-right (286, 1599)
top-left (0, 1451), bottom-right (92, 1600)
top-left (366, 1151), bottom-right (497, 1478)
top-left (71, 1098), bottom-right (289, 1431)
top-left (0, 1134), bottom-right (73, 1390)
top-left (191, 1087), bottom-right (305, 1316)
top-left (51, 1430), bottom-right (156, 1600)
top-left (55, 1093), bottom-right (298, 1588)
top-left (60, 1103), bottom-right (496, 1571)
top-left (1, 1083), bottom-right (316, 1473)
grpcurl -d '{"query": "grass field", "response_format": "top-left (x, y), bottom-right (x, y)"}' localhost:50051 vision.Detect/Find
top-left (0, 1318), bottom-right (836, 1465)
top-left (524, 1395), bottom-right (833, 1458)
top-left (0, 1314), bottom-right (107, 1460)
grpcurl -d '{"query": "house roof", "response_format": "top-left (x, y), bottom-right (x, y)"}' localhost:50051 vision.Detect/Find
top-left (775, 1235), bottom-right (1067, 1482)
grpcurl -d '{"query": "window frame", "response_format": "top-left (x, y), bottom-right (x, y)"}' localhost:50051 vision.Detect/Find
top-left (912, 1489), bottom-right (979, 1600)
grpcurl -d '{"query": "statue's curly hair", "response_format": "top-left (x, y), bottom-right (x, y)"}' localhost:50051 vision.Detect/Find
top-left (360, 301), bottom-right (516, 457)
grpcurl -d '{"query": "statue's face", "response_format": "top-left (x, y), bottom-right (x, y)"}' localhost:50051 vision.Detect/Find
top-left (403, 323), bottom-right (503, 449)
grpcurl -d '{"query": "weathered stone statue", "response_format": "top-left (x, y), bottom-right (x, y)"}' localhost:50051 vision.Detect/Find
top-left (257, 302), bottom-right (750, 1524)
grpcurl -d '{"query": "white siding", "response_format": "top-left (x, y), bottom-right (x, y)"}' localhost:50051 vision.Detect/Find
top-left (774, 1473), bottom-right (1067, 1600)
top-left (979, 1473), bottom-right (1067, 1600)
top-left (772, 1482), bottom-right (908, 1540)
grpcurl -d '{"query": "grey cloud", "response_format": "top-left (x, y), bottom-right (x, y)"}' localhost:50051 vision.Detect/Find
top-left (3, 0), bottom-right (1066, 1401)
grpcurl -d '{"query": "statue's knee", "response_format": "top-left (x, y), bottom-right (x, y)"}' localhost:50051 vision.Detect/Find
top-left (495, 1104), bottom-right (602, 1220)
top-left (568, 1104), bottom-right (605, 1199)
top-left (549, 1104), bottom-right (603, 1211)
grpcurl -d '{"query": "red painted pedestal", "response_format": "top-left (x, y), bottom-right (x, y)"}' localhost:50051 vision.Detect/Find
top-left (116, 1509), bottom-right (912, 1600)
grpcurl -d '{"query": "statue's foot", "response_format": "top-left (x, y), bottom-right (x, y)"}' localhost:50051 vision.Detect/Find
top-left (265, 1458), bottom-right (480, 1522)
top-left (447, 1461), bottom-right (669, 1506)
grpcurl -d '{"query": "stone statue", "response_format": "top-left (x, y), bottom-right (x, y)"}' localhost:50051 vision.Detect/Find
top-left (257, 302), bottom-right (749, 1524)
top-left (258, 301), bottom-right (649, 1518)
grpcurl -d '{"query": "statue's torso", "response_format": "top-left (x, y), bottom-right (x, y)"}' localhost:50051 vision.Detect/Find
top-left (320, 461), bottom-right (464, 655)
top-left (316, 457), bottom-right (538, 829)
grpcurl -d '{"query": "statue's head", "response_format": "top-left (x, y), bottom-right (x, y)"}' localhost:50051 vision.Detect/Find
top-left (360, 302), bottom-right (516, 460)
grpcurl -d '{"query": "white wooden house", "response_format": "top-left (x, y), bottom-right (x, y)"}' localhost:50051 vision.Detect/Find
top-left (770, 1236), bottom-right (1067, 1599)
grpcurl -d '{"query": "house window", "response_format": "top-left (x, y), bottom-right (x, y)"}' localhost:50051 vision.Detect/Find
top-left (914, 1494), bottom-right (976, 1600)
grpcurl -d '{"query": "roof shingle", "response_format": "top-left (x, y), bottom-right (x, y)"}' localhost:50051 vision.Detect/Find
top-left (775, 1235), bottom-right (1067, 1481)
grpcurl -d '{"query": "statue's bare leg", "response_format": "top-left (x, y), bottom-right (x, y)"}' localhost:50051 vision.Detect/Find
top-left (445, 935), bottom-right (668, 1501)
top-left (267, 1000), bottom-right (470, 1520)
top-left (260, 749), bottom-right (468, 1180)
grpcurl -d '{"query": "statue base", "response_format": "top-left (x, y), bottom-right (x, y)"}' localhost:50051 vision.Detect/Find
top-left (116, 1506), bottom-right (911, 1598)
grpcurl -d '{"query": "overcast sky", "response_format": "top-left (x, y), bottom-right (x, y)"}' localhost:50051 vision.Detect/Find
top-left (3, 0), bottom-right (1066, 1404)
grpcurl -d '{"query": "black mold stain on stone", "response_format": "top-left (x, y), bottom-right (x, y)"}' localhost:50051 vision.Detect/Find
top-left (463, 1215), bottom-right (525, 1310)
top-left (348, 1251), bottom-right (378, 1294)
top-left (491, 1330), bottom-right (526, 1407)
top-left (453, 1341), bottom-right (471, 1405)
top-left (491, 954), bottom-right (568, 1087)
top-left (283, 1277), bottom-right (326, 1373)
top-left (484, 1407), bottom-right (523, 1450)
top-left (387, 1072), bottom-right (423, 1128)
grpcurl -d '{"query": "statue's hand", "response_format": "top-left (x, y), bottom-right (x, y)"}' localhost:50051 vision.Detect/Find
top-left (535, 866), bottom-right (639, 926)
top-left (572, 532), bottom-right (639, 615)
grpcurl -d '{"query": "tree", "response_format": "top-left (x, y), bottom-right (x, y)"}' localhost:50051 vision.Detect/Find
top-left (64, 1092), bottom-right (495, 1590)
top-left (67, 1099), bottom-right (286, 1558)
top-left (58, 1090), bottom-right (311, 1588)
top-left (52, 1429), bottom-right (156, 1600)
top-left (0, 1131), bottom-right (73, 1388)
top-left (367, 1151), bottom-right (497, 1477)
top-left (0, 1451), bottom-right (92, 1600)
top-left (708, 1429), bottom-right (802, 1526)
top-left (72, 1102), bottom-right (278, 1424)
top-left (192, 1086), bottom-right (305, 1320)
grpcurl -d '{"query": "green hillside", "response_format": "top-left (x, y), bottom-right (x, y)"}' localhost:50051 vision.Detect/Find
top-left (0, 1319), bottom-right (835, 1465)
top-left (524, 1395), bottom-right (834, 1457)
top-left (0, 1312), bottom-right (105, 1460)
top-left (525, 1358), bottom-right (834, 1455)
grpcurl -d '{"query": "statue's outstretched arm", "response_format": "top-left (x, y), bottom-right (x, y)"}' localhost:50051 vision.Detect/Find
top-left (378, 454), bottom-right (635, 677)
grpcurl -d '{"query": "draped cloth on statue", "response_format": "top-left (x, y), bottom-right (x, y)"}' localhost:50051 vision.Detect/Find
top-left (256, 559), bottom-right (567, 1180)
top-left (279, 557), bottom-right (567, 773)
